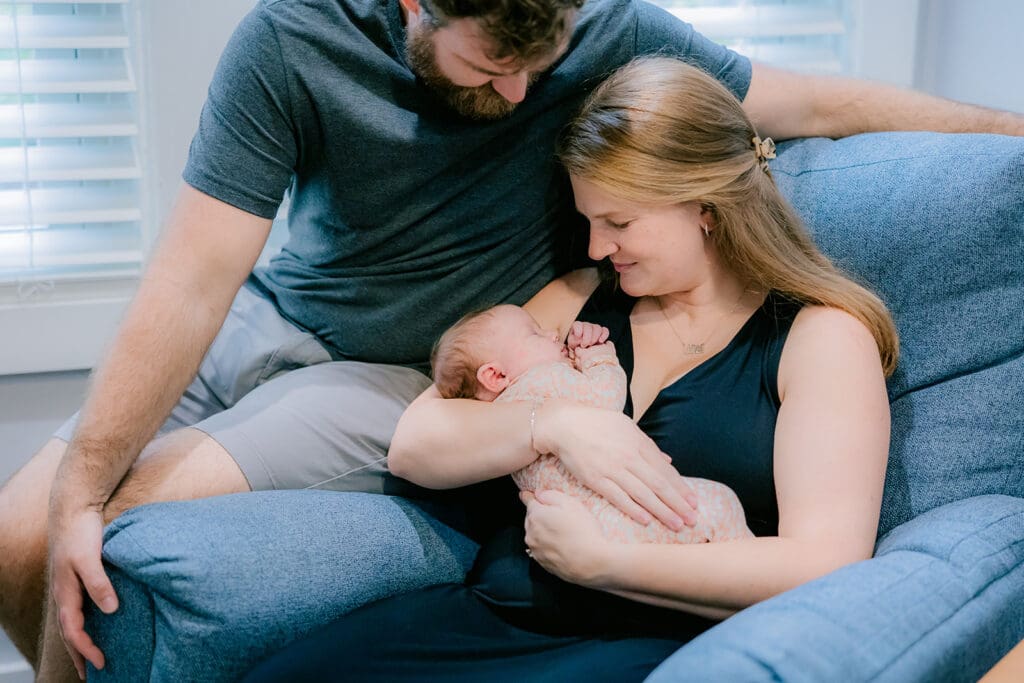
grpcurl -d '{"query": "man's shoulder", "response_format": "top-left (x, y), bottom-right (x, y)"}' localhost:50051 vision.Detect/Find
top-left (256, 0), bottom-right (389, 35)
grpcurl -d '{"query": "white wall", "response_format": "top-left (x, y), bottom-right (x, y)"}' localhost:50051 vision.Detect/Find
top-left (142, 0), bottom-right (258, 224)
top-left (915, 0), bottom-right (1024, 113)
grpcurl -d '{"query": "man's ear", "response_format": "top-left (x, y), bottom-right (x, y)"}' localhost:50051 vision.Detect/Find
top-left (399, 0), bottom-right (422, 18)
top-left (477, 362), bottom-right (509, 395)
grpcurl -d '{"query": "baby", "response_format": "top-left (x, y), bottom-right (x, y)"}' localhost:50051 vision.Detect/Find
top-left (431, 304), bottom-right (753, 544)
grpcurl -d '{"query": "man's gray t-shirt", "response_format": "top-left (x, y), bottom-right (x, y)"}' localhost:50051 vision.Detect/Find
top-left (183, 0), bottom-right (751, 370)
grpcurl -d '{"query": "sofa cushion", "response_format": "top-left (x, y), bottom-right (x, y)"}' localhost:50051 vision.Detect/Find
top-left (773, 133), bottom-right (1024, 534)
top-left (644, 494), bottom-right (1024, 683)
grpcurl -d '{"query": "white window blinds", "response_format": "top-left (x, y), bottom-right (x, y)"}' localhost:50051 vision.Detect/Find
top-left (652, 0), bottom-right (852, 75)
top-left (0, 0), bottom-right (143, 284)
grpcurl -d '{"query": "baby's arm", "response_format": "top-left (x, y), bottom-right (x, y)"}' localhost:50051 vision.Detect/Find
top-left (569, 342), bottom-right (626, 412)
top-left (560, 322), bottom-right (626, 411)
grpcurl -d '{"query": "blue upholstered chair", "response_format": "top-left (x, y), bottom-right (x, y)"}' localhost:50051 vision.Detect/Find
top-left (87, 132), bottom-right (1024, 682)
top-left (647, 132), bottom-right (1024, 682)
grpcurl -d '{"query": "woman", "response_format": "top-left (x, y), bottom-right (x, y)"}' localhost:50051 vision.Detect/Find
top-left (245, 56), bottom-right (896, 681)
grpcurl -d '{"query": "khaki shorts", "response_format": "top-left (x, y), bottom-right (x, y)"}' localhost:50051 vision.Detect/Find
top-left (55, 280), bottom-right (432, 495)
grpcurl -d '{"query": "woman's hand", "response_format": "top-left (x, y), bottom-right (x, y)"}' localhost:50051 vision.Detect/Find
top-left (522, 490), bottom-right (613, 587)
top-left (532, 401), bottom-right (698, 530)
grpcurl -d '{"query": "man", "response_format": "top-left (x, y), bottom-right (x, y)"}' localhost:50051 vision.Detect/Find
top-left (1, 0), bottom-right (1021, 680)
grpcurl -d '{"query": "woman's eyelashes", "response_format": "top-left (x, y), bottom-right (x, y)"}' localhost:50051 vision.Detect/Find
top-left (606, 218), bottom-right (633, 230)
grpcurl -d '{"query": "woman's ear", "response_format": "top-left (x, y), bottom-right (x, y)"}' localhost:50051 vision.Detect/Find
top-left (699, 202), bottom-right (717, 230)
top-left (477, 363), bottom-right (509, 395)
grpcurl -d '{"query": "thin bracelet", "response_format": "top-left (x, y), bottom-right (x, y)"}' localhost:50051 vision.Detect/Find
top-left (529, 401), bottom-right (542, 453)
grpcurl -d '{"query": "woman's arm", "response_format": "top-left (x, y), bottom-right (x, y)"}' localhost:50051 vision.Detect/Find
top-left (388, 269), bottom-right (600, 488)
top-left (524, 306), bottom-right (890, 615)
top-left (388, 269), bottom-right (699, 528)
top-left (388, 387), bottom-right (540, 488)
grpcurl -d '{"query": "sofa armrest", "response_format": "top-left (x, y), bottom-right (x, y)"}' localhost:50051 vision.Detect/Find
top-left (645, 494), bottom-right (1024, 683)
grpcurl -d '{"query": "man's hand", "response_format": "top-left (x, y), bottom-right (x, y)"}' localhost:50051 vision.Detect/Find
top-left (48, 504), bottom-right (118, 678)
top-left (533, 401), bottom-right (698, 531)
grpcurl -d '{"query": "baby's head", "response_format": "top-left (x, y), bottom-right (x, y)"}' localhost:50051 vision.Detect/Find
top-left (431, 304), bottom-right (567, 401)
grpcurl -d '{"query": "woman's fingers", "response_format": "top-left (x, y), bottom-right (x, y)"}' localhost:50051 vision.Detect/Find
top-left (629, 457), bottom-right (699, 524)
top-left (617, 469), bottom-right (693, 530)
top-left (588, 477), bottom-right (653, 526)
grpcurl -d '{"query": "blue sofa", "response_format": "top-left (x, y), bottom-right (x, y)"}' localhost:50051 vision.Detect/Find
top-left (88, 132), bottom-right (1024, 682)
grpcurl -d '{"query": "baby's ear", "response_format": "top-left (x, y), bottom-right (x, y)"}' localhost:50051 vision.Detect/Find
top-left (476, 362), bottom-right (509, 395)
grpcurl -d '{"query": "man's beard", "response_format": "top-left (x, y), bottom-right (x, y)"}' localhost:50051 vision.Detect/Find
top-left (406, 24), bottom-right (535, 121)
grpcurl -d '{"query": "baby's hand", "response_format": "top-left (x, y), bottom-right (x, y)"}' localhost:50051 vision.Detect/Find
top-left (567, 321), bottom-right (610, 351)
top-left (574, 341), bottom-right (617, 365)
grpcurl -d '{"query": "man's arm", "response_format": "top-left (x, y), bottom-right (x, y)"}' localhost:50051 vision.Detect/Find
top-left (744, 62), bottom-right (1024, 141)
top-left (48, 184), bottom-right (273, 674)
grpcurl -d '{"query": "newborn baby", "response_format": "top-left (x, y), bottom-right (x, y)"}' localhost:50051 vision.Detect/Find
top-left (431, 304), bottom-right (753, 544)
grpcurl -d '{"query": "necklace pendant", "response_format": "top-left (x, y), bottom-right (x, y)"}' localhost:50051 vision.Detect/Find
top-left (685, 343), bottom-right (705, 354)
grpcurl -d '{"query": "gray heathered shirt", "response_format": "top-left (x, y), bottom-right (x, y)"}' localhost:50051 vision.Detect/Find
top-left (183, 0), bottom-right (751, 371)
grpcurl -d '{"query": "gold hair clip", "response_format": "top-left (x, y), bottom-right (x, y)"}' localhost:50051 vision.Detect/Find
top-left (752, 135), bottom-right (776, 172)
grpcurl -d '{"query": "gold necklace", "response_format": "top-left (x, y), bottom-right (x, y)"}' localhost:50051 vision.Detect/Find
top-left (655, 290), bottom-right (749, 355)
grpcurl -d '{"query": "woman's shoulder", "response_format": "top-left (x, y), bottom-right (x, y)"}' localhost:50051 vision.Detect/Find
top-left (777, 305), bottom-right (884, 401)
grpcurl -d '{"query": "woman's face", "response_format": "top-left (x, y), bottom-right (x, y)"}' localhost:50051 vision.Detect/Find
top-left (570, 175), bottom-right (712, 297)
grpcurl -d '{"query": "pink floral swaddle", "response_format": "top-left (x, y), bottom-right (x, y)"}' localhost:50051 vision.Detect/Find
top-left (501, 355), bottom-right (754, 543)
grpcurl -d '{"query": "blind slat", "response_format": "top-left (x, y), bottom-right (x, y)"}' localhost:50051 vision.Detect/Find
top-left (0, 56), bottom-right (134, 94)
top-left (0, 186), bottom-right (141, 227)
top-left (0, 141), bottom-right (139, 183)
top-left (0, 102), bottom-right (138, 138)
top-left (0, 15), bottom-right (128, 49)
top-left (0, 222), bottom-right (141, 271)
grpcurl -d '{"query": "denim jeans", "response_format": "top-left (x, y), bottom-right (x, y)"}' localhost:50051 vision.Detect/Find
top-left (86, 491), bottom-right (481, 682)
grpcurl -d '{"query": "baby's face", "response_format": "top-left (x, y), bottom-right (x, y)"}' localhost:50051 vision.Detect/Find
top-left (488, 306), bottom-right (568, 379)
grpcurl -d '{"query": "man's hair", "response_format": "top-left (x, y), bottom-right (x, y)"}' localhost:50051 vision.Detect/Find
top-left (421, 0), bottom-right (585, 63)
top-left (430, 307), bottom-right (501, 399)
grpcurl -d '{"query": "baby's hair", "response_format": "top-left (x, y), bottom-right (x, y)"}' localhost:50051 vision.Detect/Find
top-left (431, 306), bottom-right (502, 399)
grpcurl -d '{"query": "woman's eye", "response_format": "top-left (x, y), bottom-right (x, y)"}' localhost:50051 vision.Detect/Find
top-left (608, 220), bottom-right (632, 230)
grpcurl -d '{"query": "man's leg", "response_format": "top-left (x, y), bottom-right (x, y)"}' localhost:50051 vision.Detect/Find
top-left (5, 428), bottom-right (249, 682)
top-left (0, 279), bottom-right (330, 676)
top-left (0, 438), bottom-right (65, 665)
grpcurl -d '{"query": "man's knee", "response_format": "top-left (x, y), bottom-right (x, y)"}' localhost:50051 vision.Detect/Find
top-left (103, 428), bottom-right (250, 524)
top-left (0, 437), bottom-right (65, 552)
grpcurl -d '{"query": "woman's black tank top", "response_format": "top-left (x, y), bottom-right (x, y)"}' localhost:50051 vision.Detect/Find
top-left (466, 280), bottom-right (801, 637)
top-left (579, 279), bottom-right (801, 537)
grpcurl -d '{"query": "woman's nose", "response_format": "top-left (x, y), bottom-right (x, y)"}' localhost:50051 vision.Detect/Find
top-left (588, 229), bottom-right (616, 261)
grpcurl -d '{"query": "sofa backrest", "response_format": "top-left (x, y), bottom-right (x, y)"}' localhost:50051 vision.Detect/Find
top-left (773, 132), bottom-right (1024, 535)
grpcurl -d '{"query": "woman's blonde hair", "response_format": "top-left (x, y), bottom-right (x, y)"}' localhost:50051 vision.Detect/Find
top-left (557, 57), bottom-right (898, 375)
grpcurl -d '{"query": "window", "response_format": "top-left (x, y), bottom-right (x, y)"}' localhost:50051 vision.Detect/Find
top-left (0, 0), bottom-right (143, 280)
top-left (651, 0), bottom-right (853, 74)
top-left (0, 0), bottom-right (145, 374)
